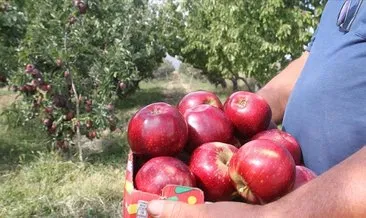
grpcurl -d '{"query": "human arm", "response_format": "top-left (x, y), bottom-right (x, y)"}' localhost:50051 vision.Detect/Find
top-left (147, 146), bottom-right (366, 218)
top-left (268, 146), bottom-right (366, 218)
top-left (256, 51), bottom-right (309, 124)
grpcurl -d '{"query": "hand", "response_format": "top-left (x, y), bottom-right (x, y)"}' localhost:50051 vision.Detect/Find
top-left (147, 200), bottom-right (265, 218)
top-left (146, 147), bottom-right (366, 218)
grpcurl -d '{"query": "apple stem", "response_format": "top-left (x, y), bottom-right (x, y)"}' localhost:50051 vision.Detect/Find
top-left (152, 108), bottom-right (161, 115)
top-left (238, 187), bottom-right (245, 193)
top-left (218, 151), bottom-right (231, 166)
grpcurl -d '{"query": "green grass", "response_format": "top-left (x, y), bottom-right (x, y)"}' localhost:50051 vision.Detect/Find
top-left (0, 72), bottom-right (240, 217)
top-left (178, 73), bottom-right (232, 100)
top-left (0, 116), bottom-right (49, 171)
top-left (0, 154), bottom-right (125, 217)
top-left (0, 117), bottom-right (128, 217)
top-left (0, 88), bottom-right (12, 96)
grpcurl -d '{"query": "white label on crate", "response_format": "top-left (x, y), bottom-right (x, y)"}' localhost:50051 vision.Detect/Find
top-left (136, 200), bottom-right (149, 218)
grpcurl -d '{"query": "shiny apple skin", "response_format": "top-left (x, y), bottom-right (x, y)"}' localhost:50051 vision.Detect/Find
top-left (252, 129), bottom-right (302, 165)
top-left (224, 91), bottom-right (272, 139)
top-left (135, 156), bottom-right (196, 195)
top-left (293, 165), bottom-right (317, 190)
top-left (184, 104), bottom-right (234, 152)
top-left (127, 102), bottom-right (188, 157)
top-left (189, 142), bottom-right (238, 201)
top-left (229, 139), bottom-right (295, 204)
top-left (178, 91), bottom-right (223, 115)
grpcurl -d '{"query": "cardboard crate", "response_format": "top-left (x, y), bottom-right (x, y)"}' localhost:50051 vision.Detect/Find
top-left (122, 152), bottom-right (205, 218)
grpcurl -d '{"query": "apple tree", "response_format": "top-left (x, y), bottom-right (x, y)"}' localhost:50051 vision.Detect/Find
top-left (158, 0), bottom-right (324, 90)
top-left (5, 0), bottom-right (166, 160)
top-left (0, 0), bottom-right (26, 85)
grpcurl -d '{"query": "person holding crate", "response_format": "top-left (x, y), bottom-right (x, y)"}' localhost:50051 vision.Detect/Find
top-left (147, 1), bottom-right (366, 217)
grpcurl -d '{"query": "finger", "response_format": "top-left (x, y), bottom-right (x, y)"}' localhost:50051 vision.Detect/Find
top-left (147, 200), bottom-right (205, 218)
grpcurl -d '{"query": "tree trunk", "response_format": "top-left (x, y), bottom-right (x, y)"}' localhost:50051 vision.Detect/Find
top-left (238, 76), bottom-right (253, 92)
top-left (231, 77), bottom-right (238, 91)
top-left (218, 78), bottom-right (227, 89)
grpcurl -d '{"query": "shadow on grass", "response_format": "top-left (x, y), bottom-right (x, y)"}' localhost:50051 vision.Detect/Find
top-left (115, 82), bottom-right (188, 111)
top-left (0, 119), bottom-right (128, 174)
top-left (115, 87), bottom-right (167, 111)
top-left (0, 120), bottom-right (50, 173)
top-left (84, 134), bottom-right (130, 167)
top-left (162, 87), bottom-right (187, 105)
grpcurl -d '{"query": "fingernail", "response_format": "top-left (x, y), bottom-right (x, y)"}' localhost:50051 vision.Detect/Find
top-left (147, 200), bottom-right (164, 217)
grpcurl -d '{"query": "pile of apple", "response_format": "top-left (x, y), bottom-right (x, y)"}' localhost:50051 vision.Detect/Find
top-left (127, 91), bottom-right (317, 204)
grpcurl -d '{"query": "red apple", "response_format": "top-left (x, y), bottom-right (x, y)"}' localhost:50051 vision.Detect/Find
top-left (78, 1), bottom-right (88, 14)
top-left (85, 105), bottom-right (92, 112)
top-left (106, 103), bottom-right (114, 111)
top-left (19, 85), bottom-right (29, 94)
top-left (229, 139), bottom-right (295, 204)
top-left (44, 107), bottom-right (53, 114)
top-left (178, 91), bottom-right (223, 115)
top-left (31, 70), bottom-right (42, 80)
top-left (48, 123), bottom-right (57, 134)
top-left (136, 156), bottom-right (196, 195)
top-left (46, 84), bottom-right (52, 91)
top-left (87, 130), bottom-right (97, 140)
top-left (189, 142), bottom-right (238, 201)
top-left (252, 129), bottom-right (302, 165)
top-left (119, 81), bottom-right (126, 90)
top-left (19, 86), bottom-right (26, 92)
top-left (64, 111), bottom-right (74, 121)
top-left (293, 166), bottom-right (317, 190)
top-left (184, 104), bottom-right (234, 152)
top-left (86, 120), bottom-right (93, 129)
top-left (224, 91), bottom-right (272, 139)
top-left (127, 102), bottom-right (188, 157)
top-left (25, 64), bottom-right (34, 73)
top-left (43, 118), bottom-right (53, 127)
top-left (69, 15), bottom-right (77, 25)
top-left (85, 99), bottom-right (92, 106)
top-left (40, 83), bottom-right (51, 92)
top-left (25, 84), bottom-right (36, 93)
